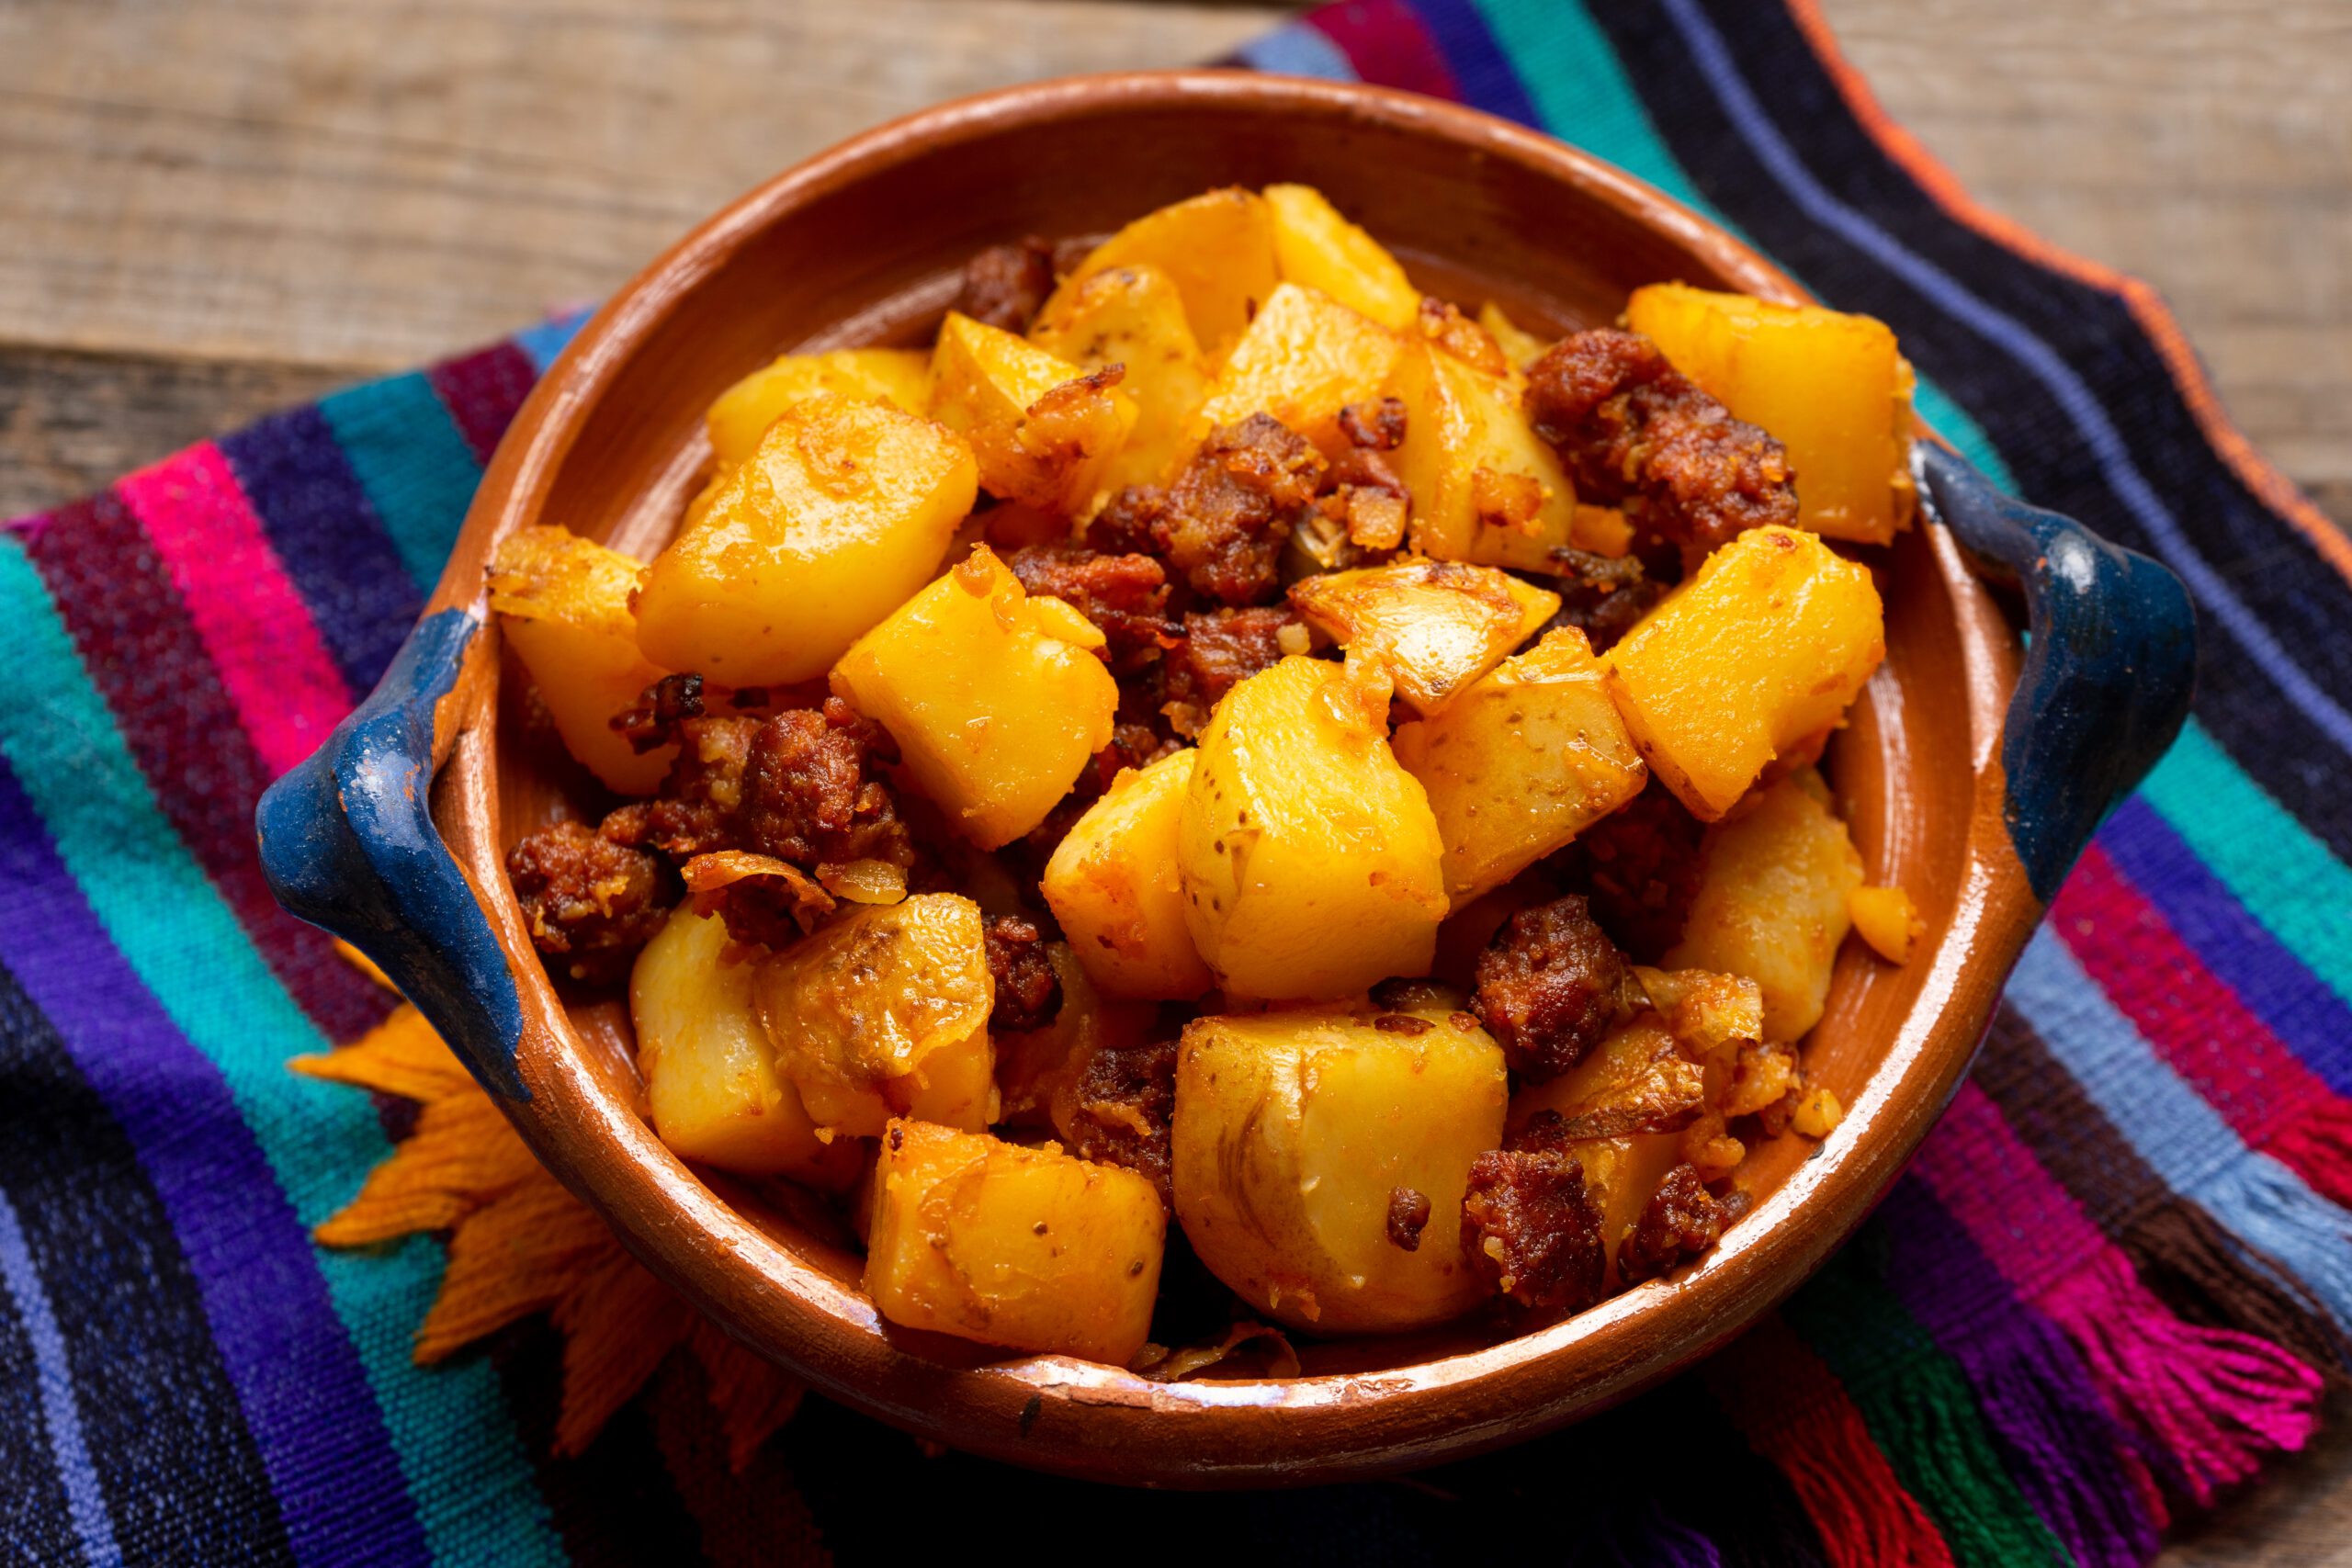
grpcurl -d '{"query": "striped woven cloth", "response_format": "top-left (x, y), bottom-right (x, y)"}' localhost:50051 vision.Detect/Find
top-left (2, 1), bottom-right (2346, 1562)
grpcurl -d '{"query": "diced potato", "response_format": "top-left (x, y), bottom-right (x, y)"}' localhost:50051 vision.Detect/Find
top-left (866, 1121), bottom-right (1165, 1365)
top-left (487, 525), bottom-right (674, 795)
top-left (993, 943), bottom-right (1160, 1125)
top-left (1476, 300), bottom-right (1552, 368)
top-left (1289, 558), bottom-right (1556, 716)
top-left (1172, 1007), bottom-right (1507, 1332)
top-left (1193, 282), bottom-right (1404, 455)
top-left (928, 311), bottom-right (1138, 517)
top-left (630, 906), bottom-right (863, 1187)
top-left (706, 348), bottom-right (931, 471)
top-left (1029, 264), bottom-right (1210, 490)
top-left (1388, 342), bottom-right (1604, 570)
top-left (1040, 748), bottom-right (1214, 1000)
top-left (751, 894), bottom-right (997, 1137)
top-left (1849, 884), bottom-right (1922, 964)
top-left (1667, 770), bottom-right (1864, 1042)
top-left (831, 547), bottom-right (1119, 850)
top-left (1046, 187), bottom-right (1280, 354)
top-left (1392, 628), bottom-right (1647, 904)
top-left (1262, 184), bottom-right (1419, 331)
top-left (1178, 656), bottom-right (1448, 1000)
top-left (1625, 283), bottom-right (1917, 545)
top-left (1793, 1088), bottom-right (1845, 1138)
top-left (1603, 526), bottom-right (1884, 820)
top-left (636, 394), bottom-right (978, 686)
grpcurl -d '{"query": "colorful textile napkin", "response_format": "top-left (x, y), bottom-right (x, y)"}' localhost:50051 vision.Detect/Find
top-left (4, 1), bottom-right (2349, 1562)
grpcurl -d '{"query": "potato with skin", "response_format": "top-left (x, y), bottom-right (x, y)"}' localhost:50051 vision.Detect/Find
top-left (1393, 628), bottom-right (1647, 905)
top-left (1029, 264), bottom-right (1211, 491)
top-left (832, 546), bottom-right (1118, 849)
top-left (1262, 184), bottom-right (1419, 330)
top-left (928, 311), bottom-right (1138, 517)
top-left (1288, 558), bottom-right (1558, 716)
top-left (706, 348), bottom-right (931, 470)
top-left (866, 1121), bottom-right (1165, 1365)
top-left (487, 526), bottom-right (675, 795)
top-left (1193, 281), bottom-right (1404, 456)
top-left (636, 393), bottom-right (978, 686)
top-left (1604, 525), bottom-right (1884, 821)
top-left (1668, 770), bottom-right (1864, 1043)
top-left (631, 907), bottom-right (864, 1187)
top-left (752, 894), bottom-right (997, 1138)
top-left (1040, 748), bottom-right (1214, 1000)
top-left (1179, 656), bottom-right (1448, 1000)
top-left (1044, 187), bottom-right (1280, 353)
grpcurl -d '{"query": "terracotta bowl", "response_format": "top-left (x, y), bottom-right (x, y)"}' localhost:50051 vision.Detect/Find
top-left (257, 71), bottom-right (2194, 1485)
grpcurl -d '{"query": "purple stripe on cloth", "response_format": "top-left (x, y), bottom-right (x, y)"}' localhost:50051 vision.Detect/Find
top-left (0, 1187), bottom-right (121, 1567)
top-left (1404, 0), bottom-right (1542, 125)
top-left (425, 342), bottom-right (539, 468)
top-left (220, 406), bottom-right (424, 696)
top-left (0, 756), bottom-right (430, 1568)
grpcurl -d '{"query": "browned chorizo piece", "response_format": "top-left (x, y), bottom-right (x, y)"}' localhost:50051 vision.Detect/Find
top-left (1004, 544), bottom-right (1174, 675)
top-left (608, 671), bottom-right (706, 755)
top-left (603, 715), bottom-right (760, 860)
top-left (1542, 546), bottom-right (1668, 656)
top-left (1557, 780), bottom-right (1708, 962)
top-left (1051, 1036), bottom-right (1179, 1207)
top-left (1460, 1111), bottom-right (1607, 1313)
top-left (1156, 604), bottom-right (1303, 739)
top-left (1385, 1187), bottom-right (1433, 1251)
top-left (983, 914), bottom-right (1064, 1033)
top-left (1617, 1163), bottom-right (1725, 1285)
top-left (738, 698), bottom-right (914, 872)
top-left (954, 237), bottom-right (1057, 333)
top-left (1089, 413), bottom-right (1328, 606)
top-left (1524, 329), bottom-right (1797, 558)
top-left (1338, 395), bottom-right (1408, 452)
top-left (1471, 895), bottom-right (1635, 1082)
top-left (680, 852), bottom-right (835, 953)
top-left (506, 819), bottom-right (673, 985)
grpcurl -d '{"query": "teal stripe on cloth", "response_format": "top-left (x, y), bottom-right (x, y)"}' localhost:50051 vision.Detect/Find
top-left (321, 373), bottom-right (486, 596)
top-left (0, 539), bottom-right (565, 1568)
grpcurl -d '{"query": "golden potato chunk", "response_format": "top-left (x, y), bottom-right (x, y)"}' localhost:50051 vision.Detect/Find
top-left (1849, 884), bottom-right (1923, 964)
top-left (1667, 770), bottom-right (1864, 1042)
top-left (1476, 300), bottom-right (1553, 369)
top-left (751, 894), bottom-right (997, 1138)
top-left (1388, 342), bottom-right (1609, 570)
top-left (1045, 187), bottom-right (1280, 354)
top-left (1178, 656), bottom-right (1448, 1000)
top-left (705, 348), bottom-right (931, 471)
top-left (631, 906), bottom-right (863, 1187)
top-left (1029, 264), bottom-right (1210, 491)
top-left (1287, 558), bottom-right (1557, 716)
top-left (1392, 628), bottom-right (1647, 905)
top-left (1625, 283), bottom-right (1917, 545)
top-left (1173, 1007), bottom-right (1507, 1333)
top-left (1193, 282), bottom-right (1404, 455)
top-left (1040, 748), bottom-right (1214, 1000)
top-left (928, 311), bottom-right (1138, 517)
top-left (866, 1121), bottom-right (1165, 1365)
top-left (831, 546), bottom-right (1119, 850)
top-left (487, 525), bottom-right (674, 795)
top-left (1262, 184), bottom-right (1419, 330)
top-left (1604, 525), bottom-right (1884, 820)
top-left (636, 394), bottom-right (978, 686)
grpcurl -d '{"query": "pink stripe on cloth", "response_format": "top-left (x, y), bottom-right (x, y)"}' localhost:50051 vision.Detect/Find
top-left (117, 445), bottom-right (356, 777)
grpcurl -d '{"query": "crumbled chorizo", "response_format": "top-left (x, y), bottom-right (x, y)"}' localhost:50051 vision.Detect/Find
top-left (954, 237), bottom-right (1057, 333)
top-left (1618, 1164), bottom-right (1724, 1285)
top-left (609, 671), bottom-right (706, 754)
top-left (1471, 895), bottom-right (1635, 1082)
top-left (1542, 547), bottom-right (1668, 655)
top-left (1156, 605), bottom-right (1302, 738)
top-left (738, 698), bottom-right (914, 872)
top-left (680, 851), bottom-right (835, 953)
top-left (506, 819), bottom-right (673, 985)
top-left (1090, 413), bottom-right (1326, 606)
top-left (1338, 396), bottom-right (1408, 452)
top-left (1385, 1187), bottom-right (1432, 1251)
top-left (983, 914), bottom-right (1063, 1033)
top-left (606, 715), bottom-right (760, 860)
top-left (1052, 1037), bottom-right (1178, 1207)
top-left (1557, 781), bottom-right (1707, 962)
top-left (1524, 329), bottom-right (1797, 558)
top-left (1004, 544), bottom-right (1173, 675)
top-left (1461, 1113), bottom-right (1607, 1314)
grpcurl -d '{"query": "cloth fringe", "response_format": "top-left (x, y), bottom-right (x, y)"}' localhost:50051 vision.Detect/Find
top-left (2121, 1199), bottom-right (2351, 1380)
top-left (2188, 1155), bottom-right (2352, 1340)
top-left (2267, 1098), bottom-right (2352, 1214)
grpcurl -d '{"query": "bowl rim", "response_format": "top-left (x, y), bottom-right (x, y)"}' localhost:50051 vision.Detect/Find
top-left (432, 67), bottom-right (2030, 1485)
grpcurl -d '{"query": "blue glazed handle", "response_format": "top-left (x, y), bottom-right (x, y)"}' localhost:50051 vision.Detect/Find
top-left (256, 608), bottom-right (530, 1101)
top-left (1915, 443), bottom-right (2197, 902)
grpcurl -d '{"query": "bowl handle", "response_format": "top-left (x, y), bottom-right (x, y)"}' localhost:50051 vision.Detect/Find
top-left (1915, 443), bottom-right (2197, 902)
top-left (256, 607), bottom-right (531, 1102)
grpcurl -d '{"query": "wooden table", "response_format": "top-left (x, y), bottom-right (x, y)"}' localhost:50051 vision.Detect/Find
top-left (2, 2), bottom-right (2344, 1558)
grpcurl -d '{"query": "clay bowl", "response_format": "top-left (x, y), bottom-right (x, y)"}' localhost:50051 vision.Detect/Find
top-left (257, 71), bottom-right (2195, 1485)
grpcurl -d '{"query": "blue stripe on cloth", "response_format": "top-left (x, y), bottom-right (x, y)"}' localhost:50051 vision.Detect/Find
top-left (0, 1187), bottom-right (121, 1568)
top-left (1407, 0), bottom-right (1542, 125)
top-left (0, 1242), bottom-right (79, 1563)
top-left (1654, 0), bottom-right (2352, 764)
top-left (318, 373), bottom-right (485, 596)
top-left (513, 310), bottom-right (592, 376)
top-left (2007, 929), bottom-right (2352, 1333)
top-left (1236, 21), bottom-right (1360, 79)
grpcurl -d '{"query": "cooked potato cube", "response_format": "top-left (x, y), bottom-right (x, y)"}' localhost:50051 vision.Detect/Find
top-left (1172, 1007), bottom-right (1507, 1332)
top-left (1193, 282), bottom-right (1404, 455)
top-left (706, 348), bottom-right (931, 471)
top-left (1625, 283), bottom-right (1917, 545)
top-left (1604, 526), bottom-right (1884, 820)
top-left (865, 1121), bottom-right (1165, 1364)
top-left (1392, 628), bottom-right (1647, 904)
top-left (1178, 656), bottom-right (1448, 1000)
top-left (1262, 184), bottom-right (1419, 330)
top-left (1476, 300), bottom-right (1552, 369)
top-left (1040, 748), bottom-right (1214, 999)
top-left (487, 525), bottom-right (674, 795)
top-left (832, 546), bottom-right (1118, 850)
top-left (1046, 187), bottom-right (1280, 353)
top-left (1388, 342), bottom-right (1602, 570)
top-left (752, 894), bottom-right (997, 1137)
top-left (1288, 558), bottom-right (1557, 716)
top-left (928, 311), bottom-right (1138, 517)
top-left (637, 394), bottom-right (977, 686)
top-left (1849, 884), bottom-right (1923, 964)
top-left (1667, 770), bottom-right (1864, 1042)
top-left (631, 906), bottom-right (863, 1186)
top-left (1029, 263), bottom-right (1211, 491)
